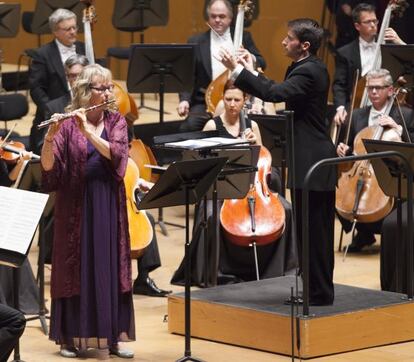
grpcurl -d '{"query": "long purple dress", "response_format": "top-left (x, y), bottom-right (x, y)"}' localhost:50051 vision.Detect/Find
top-left (48, 128), bottom-right (134, 349)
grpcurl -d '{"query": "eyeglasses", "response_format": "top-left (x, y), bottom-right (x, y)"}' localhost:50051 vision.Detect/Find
top-left (366, 85), bottom-right (390, 91)
top-left (360, 19), bottom-right (379, 25)
top-left (66, 72), bottom-right (81, 80)
top-left (58, 25), bottom-right (78, 32)
top-left (89, 84), bottom-right (114, 93)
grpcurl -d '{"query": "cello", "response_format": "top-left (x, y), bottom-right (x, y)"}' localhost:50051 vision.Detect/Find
top-left (220, 145), bottom-right (286, 247)
top-left (205, 0), bottom-right (253, 114)
top-left (336, 90), bottom-right (402, 224)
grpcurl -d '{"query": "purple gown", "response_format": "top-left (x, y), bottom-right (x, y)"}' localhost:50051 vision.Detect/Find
top-left (49, 129), bottom-right (135, 349)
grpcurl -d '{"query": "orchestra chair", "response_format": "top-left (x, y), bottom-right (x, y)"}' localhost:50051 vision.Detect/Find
top-left (0, 94), bottom-right (29, 140)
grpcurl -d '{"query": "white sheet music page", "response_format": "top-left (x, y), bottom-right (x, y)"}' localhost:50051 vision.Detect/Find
top-left (0, 186), bottom-right (49, 254)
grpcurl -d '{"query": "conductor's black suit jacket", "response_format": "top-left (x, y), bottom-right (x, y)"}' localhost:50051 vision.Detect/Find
top-left (235, 55), bottom-right (336, 191)
top-left (332, 39), bottom-right (361, 109)
top-left (179, 29), bottom-right (266, 108)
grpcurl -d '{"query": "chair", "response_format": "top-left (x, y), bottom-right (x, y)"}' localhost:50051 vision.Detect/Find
top-left (0, 94), bottom-right (29, 137)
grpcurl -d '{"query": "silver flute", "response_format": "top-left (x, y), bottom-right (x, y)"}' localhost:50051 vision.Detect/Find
top-left (37, 99), bottom-right (116, 130)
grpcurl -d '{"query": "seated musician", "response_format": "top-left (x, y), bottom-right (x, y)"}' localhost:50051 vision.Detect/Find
top-left (336, 68), bottom-right (414, 252)
top-left (177, 0), bottom-right (266, 132)
top-left (171, 81), bottom-right (297, 286)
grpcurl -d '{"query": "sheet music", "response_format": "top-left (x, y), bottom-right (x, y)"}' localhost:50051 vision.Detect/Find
top-left (164, 137), bottom-right (249, 150)
top-left (0, 187), bottom-right (49, 254)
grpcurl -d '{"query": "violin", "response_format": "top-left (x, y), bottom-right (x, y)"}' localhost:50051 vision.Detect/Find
top-left (0, 138), bottom-right (39, 163)
top-left (220, 146), bottom-right (285, 247)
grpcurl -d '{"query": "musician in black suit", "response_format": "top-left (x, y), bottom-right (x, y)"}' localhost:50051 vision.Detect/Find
top-left (337, 68), bottom-right (414, 251)
top-left (332, 3), bottom-right (405, 125)
top-left (220, 18), bottom-right (337, 305)
top-left (177, 0), bottom-right (266, 132)
top-left (28, 8), bottom-right (85, 154)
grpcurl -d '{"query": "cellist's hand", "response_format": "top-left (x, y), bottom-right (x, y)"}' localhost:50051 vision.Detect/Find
top-left (241, 127), bottom-right (257, 144)
top-left (337, 142), bottom-right (350, 157)
top-left (384, 28), bottom-right (406, 45)
top-left (378, 115), bottom-right (403, 136)
top-left (136, 178), bottom-right (154, 193)
top-left (177, 101), bottom-right (190, 117)
top-left (333, 106), bottom-right (347, 125)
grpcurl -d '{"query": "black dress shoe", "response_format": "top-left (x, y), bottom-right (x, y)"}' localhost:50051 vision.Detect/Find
top-left (344, 232), bottom-right (376, 253)
top-left (133, 277), bottom-right (172, 297)
top-left (284, 296), bottom-right (333, 306)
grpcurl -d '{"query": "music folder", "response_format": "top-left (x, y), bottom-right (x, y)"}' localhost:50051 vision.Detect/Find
top-left (0, 186), bottom-right (49, 267)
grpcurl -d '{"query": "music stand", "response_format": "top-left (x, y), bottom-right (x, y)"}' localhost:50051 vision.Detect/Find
top-left (127, 44), bottom-right (194, 123)
top-left (113, 0), bottom-right (168, 29)
top-left (112, 0), bottom-right (169, 111)
top-left (0, 3), bottom-right (20, 38)
top-left (382, 44), bottom-right (414, 92)
top-left (250, 111), bottom-right (295, 198)
top-left (138, 157), bottom-right (228, 362)
top-left (14, 159), bottom-right (50, 335)
top-left (363, 139), bottom-right (414, 296)
top-left (30, 0), bottom-right (86, 35)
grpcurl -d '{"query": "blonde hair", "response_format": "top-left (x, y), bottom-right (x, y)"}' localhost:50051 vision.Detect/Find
top-left (67, 64), bottom-right (117, 112)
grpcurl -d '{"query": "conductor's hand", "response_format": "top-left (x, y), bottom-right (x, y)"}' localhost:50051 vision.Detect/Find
top-left (333, 107), bottom-right (347, 125)
top-left (219, 48), bottom-right (238, 71)
top-left (337, 142), bottom-right (350, 157)
top-left (236, 47), bottom-right (255, 73)
top-left (177, 101), bottom-right (190, 117)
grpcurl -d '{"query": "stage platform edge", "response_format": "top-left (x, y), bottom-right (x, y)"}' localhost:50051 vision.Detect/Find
top-left (168, 276), bottom-right (414, 359)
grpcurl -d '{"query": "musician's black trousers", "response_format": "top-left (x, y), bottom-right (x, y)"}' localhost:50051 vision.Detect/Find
top-left (0, 304), bottom-right (26, 362)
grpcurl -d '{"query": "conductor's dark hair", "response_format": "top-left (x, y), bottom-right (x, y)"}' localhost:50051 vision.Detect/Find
top-left (287, 18), bottom-right (324, 55)
top-left (352, 3), bottom-right (376, 23)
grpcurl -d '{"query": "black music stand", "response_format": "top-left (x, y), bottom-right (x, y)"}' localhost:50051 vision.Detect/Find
top-left (382, 44), bottom-right (414, 90)
top-left (14, 159), bottom-right (50, 335)
top-left (127, 44), bottom-right (194, 123)
top-left (30, 0), bottom-right (86, 35)
top-left (138, 157), bottom-right (227, 362)
top-left (112, 0), bottom-right (169, 111)
top-left (363, 139), bottom-right (414, 296)
top-left (250, 111), bottom-right (295, 198)
top-left (0, 3), bottom-right (20, 38)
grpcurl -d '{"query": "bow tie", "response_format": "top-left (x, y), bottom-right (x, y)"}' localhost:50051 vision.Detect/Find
top-left (371, 110), bottom-right (383, 123)
top-left (60, 45), bottom-right (76, 55)
top-left (362, 42), bottom-right (375, 51)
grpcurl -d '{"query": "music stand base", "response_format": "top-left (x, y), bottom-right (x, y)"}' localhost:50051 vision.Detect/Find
top-left (176, 355), bottom-right (205, 362)
top-left (26, 314), bottom-right (49, 335)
